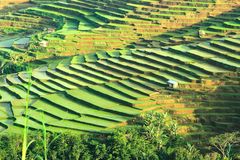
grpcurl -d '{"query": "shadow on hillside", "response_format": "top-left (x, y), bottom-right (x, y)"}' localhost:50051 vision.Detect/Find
top-left (191, 81), bottom-right (240, 142)
top-left (128, 7), bottom-right (240, 48)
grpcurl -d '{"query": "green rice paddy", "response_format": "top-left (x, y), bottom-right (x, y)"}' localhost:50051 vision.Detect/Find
top-left (0, 0), bottom-right (239, 139)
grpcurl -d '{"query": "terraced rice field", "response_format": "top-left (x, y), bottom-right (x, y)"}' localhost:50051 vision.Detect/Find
top-left (0, 0), bottom-right (239, 141)
top-left (0, 35), bottom-right (240, 134)
top-left (1, 0), bottom-right (238, 57)
top-left (154, 84), bottom-right (240, 143)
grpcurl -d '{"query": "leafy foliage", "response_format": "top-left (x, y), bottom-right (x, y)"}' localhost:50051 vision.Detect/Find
top-left (209, 132), bottom-right (240, 159)
top-left (0, 112), bottom-right (239, 160)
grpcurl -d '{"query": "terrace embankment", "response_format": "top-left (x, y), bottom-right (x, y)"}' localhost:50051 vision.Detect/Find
top-left (0, 34), bottom-right (239, 134)
top-left (153, 76), bottom-right (240, 145)
top-left (39, 0), bottom-right (240, 56)
top-left (0, 0), bottom-right (239, 61)
top-left (136, 7), bottom-right (240, 47)
top-left (0, 0), bottom-right (239, 145)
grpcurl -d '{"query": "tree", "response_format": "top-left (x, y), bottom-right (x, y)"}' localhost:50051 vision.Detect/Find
top-left (174, 143), bottom-right (204, 160)
top-left (209, 132), bottom-right (240, 159)
top-left (141, 112), bottom-right (179, 149)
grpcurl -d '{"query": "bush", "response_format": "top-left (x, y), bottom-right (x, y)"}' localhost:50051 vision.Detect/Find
top-left (0, 112), bottom-right (238, 160)
top-left (1, 62), bottom-right (27, 74)
top-left (209, 132), bottom-right (240, 160)
top-left (0, 134), bottom-right (22, 160)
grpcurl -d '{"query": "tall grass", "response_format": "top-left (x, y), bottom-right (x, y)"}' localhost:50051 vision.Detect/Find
top-left (41, 112), bottom-right (47, 160)
top-left (21, 67), bottom-right (33, 160)
top-left (21, 67), bottom-right (50, 160)
top-left (20, 65), bottom-right (60, 159)
top-left (40, 111), bottom-right (60, 160)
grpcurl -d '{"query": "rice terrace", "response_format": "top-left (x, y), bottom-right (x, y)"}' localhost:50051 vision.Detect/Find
top-left (0, 0), bottom-right (240, 159)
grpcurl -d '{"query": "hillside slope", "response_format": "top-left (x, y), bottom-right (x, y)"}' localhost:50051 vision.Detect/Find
top-left (0, 0), bottom-right (239, 144)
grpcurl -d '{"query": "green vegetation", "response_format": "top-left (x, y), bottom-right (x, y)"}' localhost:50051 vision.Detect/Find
top-left (0, 36), bottom-right (239, 135)
top-left (0, 0), bottom-right (239, 159)
top-left (21, 67), bottom-right (32, 160)
top-left (0, 112), bottom-right (239, 160)
top-left (1, 0), bottom-right (233, 61)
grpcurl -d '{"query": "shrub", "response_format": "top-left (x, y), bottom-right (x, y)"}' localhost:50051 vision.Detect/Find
top-left (0, 112), bottom-right (238, 160)
top-left (209, 132), bottom-right (240, 159)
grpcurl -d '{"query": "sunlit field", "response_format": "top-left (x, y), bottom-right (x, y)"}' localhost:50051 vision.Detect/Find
top-left (0, 0), bottom-right (239, 159)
